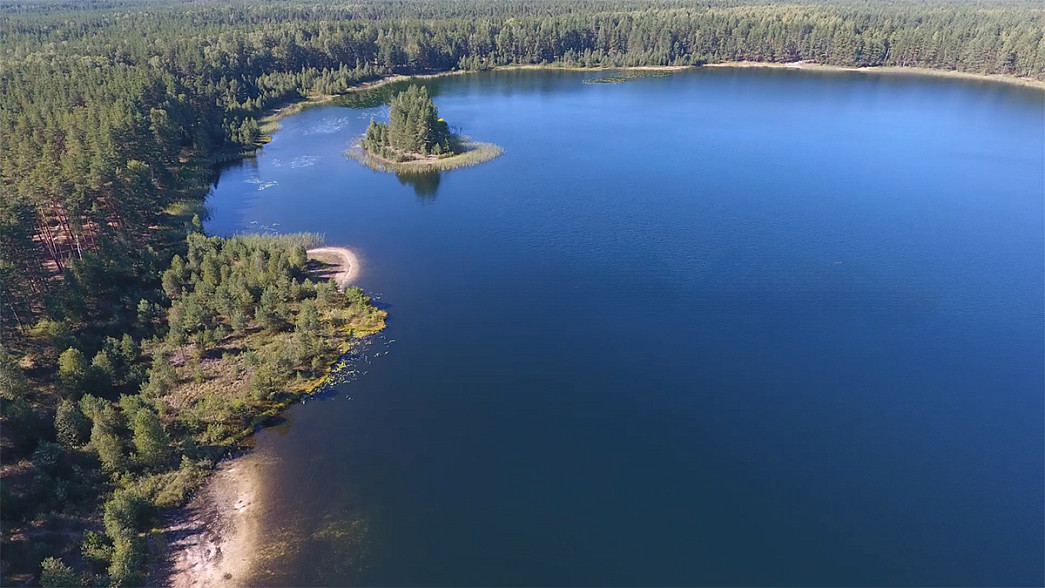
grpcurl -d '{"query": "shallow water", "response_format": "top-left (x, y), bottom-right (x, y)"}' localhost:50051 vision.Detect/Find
top-left (205, 68), bottom-right (1044, 586)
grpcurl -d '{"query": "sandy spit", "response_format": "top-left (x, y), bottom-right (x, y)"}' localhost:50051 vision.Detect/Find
top-left (307, 246), bottom-right (360, 290)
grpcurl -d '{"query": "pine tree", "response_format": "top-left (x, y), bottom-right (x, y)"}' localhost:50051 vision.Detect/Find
top-left (91, 421), bottom-right (125, 476)
top-left (54, 400), bottom-right (90, 447)
top-left (132, 409), bottom-right (171, 468)
top-left (58, 348), bottom-right (89, 397)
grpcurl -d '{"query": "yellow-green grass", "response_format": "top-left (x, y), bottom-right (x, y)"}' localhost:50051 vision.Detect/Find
top-left (348, 139), bottom-right (503, 174)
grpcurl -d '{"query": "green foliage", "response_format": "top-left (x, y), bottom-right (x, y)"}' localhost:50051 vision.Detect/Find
top-left (91, 420), bottom-right (125, 477)
top-left (257, 286), bottom-right (285, 332)
top-left (363, 85), bottom-right (456, 158)
top-left (103, 489), bottom-right (152, 541)
top-left (0, 347), bottom-right (40, 455)
top-left (131, 408), bottom-right (172, 468)
top-left (0, 346), bottom-right (28, 398)
top-left (55, 400), bottom-right (90, 447)
top-left (58, 348), bottom-right (89, 397)
top-left (40, 557), bottom-right (79, 588)
top-left (81, 531), bottom-right (114, 569)
top-left (137, 299), bottom-right (160, 328)
top-left (108, 535), bottom-right (147, 587)
top-left (140, 355), bottom-right (177, 398)
top-left (134, 457), bottom-right (211, 508)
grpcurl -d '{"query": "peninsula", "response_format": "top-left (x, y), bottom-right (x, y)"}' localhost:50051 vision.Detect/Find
top-left (353, 85), bottom-right (501, 173)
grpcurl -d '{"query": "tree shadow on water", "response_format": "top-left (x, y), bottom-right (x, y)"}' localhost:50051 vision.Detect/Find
top-left (396, 171), bottom-right (441, 200)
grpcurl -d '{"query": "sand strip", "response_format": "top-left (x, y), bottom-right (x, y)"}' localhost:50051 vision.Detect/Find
top-left (160, 455), bottom-right (265, 588)
top-left (307, 247), bottom-right (360, 290)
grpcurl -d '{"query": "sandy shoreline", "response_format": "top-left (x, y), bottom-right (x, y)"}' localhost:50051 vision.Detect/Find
top-left (159, 454), bottom-right (267, 588)
top-left (702, 60), bottom-right (1045, 88)
top-left (158, 248), bottom-right (358, 587)
top-left (307, 246), bottom-right (360, 289)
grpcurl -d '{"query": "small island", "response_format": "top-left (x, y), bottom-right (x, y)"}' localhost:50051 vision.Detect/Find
top-left (352, 84), bottom-right (501, 173)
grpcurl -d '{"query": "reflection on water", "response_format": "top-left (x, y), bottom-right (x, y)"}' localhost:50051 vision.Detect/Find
top-left (395, 171), bottom-right (441, 199)
top-left (332, 78), bottom-right (444, 110)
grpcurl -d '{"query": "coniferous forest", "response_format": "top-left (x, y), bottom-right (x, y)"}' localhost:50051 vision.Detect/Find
top-left (1, 0), bottom-right (1044, 585)
top-left (363, 85), bottom-right (458, 160)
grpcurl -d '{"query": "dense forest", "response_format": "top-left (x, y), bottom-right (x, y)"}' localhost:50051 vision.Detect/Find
top-left (363, 85), bottom-right (458, 159)
top-left (2, 0), bottom-right (1043, 585)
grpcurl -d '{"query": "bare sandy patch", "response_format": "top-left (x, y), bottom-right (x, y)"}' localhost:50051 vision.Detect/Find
top-left (160, 453), bottom-right (268, 588)
top-left (308, 247), bottom-right (360, 289)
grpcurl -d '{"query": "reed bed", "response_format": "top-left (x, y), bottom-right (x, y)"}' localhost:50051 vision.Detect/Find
top-left (348, 139), bottom-right (503, 173)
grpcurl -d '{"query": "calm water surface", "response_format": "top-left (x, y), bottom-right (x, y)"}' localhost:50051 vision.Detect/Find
top-left (205, 69), bottom-right (1044, 586)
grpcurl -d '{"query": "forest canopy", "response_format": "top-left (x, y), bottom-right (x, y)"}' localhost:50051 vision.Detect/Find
top-left (363, 85), bottom-right (458, 160)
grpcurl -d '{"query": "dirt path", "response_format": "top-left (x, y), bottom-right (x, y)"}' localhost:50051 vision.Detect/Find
top-left (307, 247), bottom-right (360, 290)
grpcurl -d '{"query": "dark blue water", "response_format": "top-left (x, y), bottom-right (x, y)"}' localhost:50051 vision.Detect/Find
top-left (205, 69), bottom-right (1045, 586)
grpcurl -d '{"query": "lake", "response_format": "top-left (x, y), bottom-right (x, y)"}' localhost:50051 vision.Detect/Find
top-left (204, 68), bottom-right (1044, 586)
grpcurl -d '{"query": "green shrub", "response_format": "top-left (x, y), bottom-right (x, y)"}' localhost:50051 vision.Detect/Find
top-left (81, 531), bottom-right (113, 569)
top-left (103, 489), bottom-right (152, 541)
top-left (55, 400), bottom-right (90, 447)
top-left (40, 557), bottom-right (79, 588)
top-left (108, 535), bottom-right (146, 587)
top-left (132, 409), bottom-right (172, 468)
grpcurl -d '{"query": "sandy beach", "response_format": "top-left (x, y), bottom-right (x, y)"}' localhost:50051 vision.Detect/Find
top-left (702, 60), bottom-right (1045, 88)
top-left (156, 247), bottom-right (359, 587)
top-left (307, 246), bottom-right (360, 290)
top-left (159, 454), bottom-right (268, 588)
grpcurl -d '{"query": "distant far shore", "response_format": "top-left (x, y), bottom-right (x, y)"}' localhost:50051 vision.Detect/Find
top-left (702, 60), bottom-right (1045, 89)
top-left (259, 61), bottom-right (1041, 134)
top-left (350, 62), bottom-right (1044, 89)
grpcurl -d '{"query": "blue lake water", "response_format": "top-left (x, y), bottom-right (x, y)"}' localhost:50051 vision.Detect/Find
top-left (205, 68), bottom-right (1045, 586)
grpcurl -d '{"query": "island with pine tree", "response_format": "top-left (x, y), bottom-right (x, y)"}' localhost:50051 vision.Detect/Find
top-left (353, 84), bottom-right (502, 172)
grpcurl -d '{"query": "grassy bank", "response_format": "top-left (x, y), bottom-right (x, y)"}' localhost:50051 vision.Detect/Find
top-left (258, 93), bottom-right (338, 136)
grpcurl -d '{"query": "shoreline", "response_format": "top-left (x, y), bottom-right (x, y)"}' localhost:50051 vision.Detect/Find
top-left (349, 140), bottom-right (503, 174)
top-left (257, 62), bottom-right (1040, 135)
top-left (307, 246), bottom-right (360, 290)
top-left (701, 60), bottom-right (1045, 89)
top-left (159, 246), bottom-right (365, 588)
top-left (160, 453), bottom-right (266, 588)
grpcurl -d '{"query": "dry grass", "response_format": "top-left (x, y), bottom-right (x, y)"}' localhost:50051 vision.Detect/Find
top-left (348, 140), bottom-right (503, 173)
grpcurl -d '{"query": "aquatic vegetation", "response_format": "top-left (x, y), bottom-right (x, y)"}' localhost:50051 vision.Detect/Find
top-left (349, 139), bottom-right (503, 174)
top-left (583, 70), bottom-right (678, 84)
